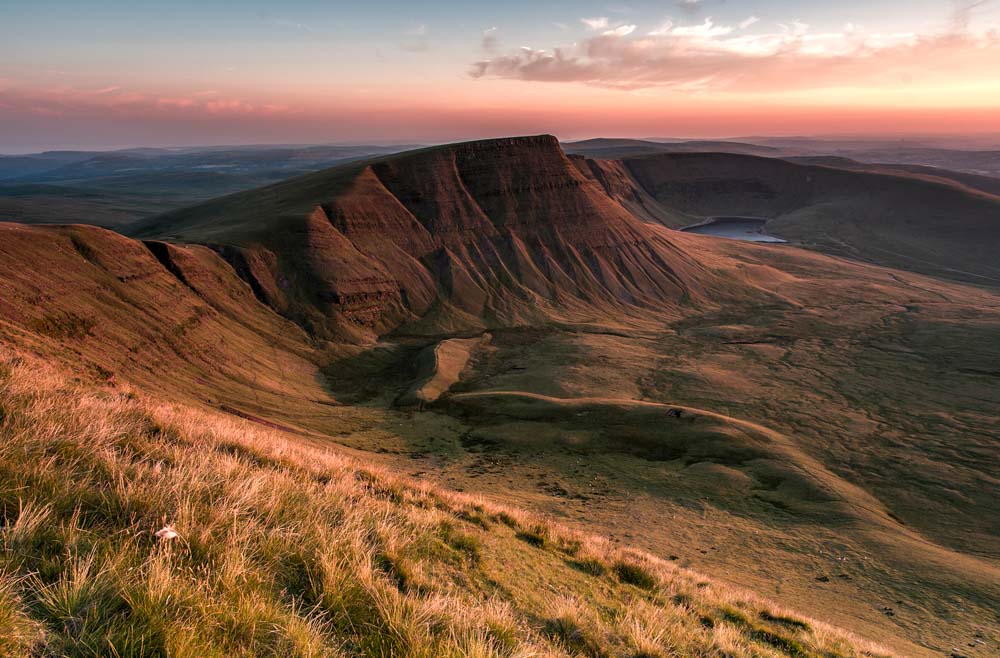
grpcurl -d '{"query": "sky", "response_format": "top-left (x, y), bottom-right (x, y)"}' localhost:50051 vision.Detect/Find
top-left (1, 0), bottom-right (999, 151)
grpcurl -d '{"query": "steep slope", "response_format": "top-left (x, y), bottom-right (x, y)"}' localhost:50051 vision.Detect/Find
top-left (614, 152), bottom-right (1000, 285)
top-left (0, 222), bottom-right (339, 428)
top-left (134, 136), bottom-right (716, 338)
top-left (568, 156), bottom-right (697, 227)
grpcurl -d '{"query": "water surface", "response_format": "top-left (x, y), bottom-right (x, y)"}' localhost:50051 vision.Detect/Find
top-left (680, 217), bottom-right (787, 243)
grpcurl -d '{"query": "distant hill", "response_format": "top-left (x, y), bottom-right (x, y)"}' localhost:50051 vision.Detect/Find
top-left (563, 138), bottom-right (781, 159)
top-left (0, 144), bottom-right (422, 227)
top-left (0, 151), bottom-right (99, 180)
top-left (606, 152), bottom-right (1000, 286)
top-left (740, 137), bottom-right (1000, 177)
top-left (785, 156), bottom-right (1000, 197)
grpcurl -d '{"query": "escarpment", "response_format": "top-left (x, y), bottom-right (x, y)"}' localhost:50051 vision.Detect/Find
top-left (134, 136), bottom-right (713, 338)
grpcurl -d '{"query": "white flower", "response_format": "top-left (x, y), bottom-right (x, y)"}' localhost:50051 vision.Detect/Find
top-left (154, 525), bottom-right (179, 540)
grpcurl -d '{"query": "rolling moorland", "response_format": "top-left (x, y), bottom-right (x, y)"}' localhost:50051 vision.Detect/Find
top-left (564, 139), bottom-right (1000, 285)
top-left (0, 135), bottom-right (998, 656)
top-left (564, 138), bottom-right (1000, 178)
top-left (0, 145), bottom-right (418, 227)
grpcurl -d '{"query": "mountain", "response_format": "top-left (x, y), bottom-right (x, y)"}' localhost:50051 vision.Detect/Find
top-left (0, 222), bottom-right (325, 415)
top-left (0, 144), bottom-right (423, 184)
top-left (133, 136), bottom-right (726, 338)
top-left (587, 151), bottom-right (1000, 286)
top-left (2, 136), bottom-right (999, 656)
top-left (566, 137), bottom-right (1000, 177)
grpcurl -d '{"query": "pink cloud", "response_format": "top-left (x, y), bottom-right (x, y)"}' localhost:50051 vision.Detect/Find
top-left (0, 85), bottom-right (306, 120)
top-left (470, 20), bottom-right (1000, 92)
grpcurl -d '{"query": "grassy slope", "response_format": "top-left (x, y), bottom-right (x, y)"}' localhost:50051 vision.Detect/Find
top-left (0, 222), bottom-right (346, 423)
top-left (0, 352), bottom-right (893, 658)
top-left (0, 184), bottom-right (156, 228)
top-left (0, 173), bottom-right (270, 228)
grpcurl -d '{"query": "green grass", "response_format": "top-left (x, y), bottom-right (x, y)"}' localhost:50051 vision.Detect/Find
top-left (761, 610), bottom-right (813, 631)
top-left (514, 524), bottom-right (548, 548)
top-left (0, 353), bottom-right (898, 657)
top-left (613, 561), bottom-right (659, 590)
top-left (567, 557), bottom-right (607, 577)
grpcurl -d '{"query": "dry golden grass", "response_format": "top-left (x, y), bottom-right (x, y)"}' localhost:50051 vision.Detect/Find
top-left (0, 351), bottom-right (897, 657)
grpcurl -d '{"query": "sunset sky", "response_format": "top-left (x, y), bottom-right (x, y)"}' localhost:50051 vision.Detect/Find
top-left (2, 0), bottom-right (999, 151)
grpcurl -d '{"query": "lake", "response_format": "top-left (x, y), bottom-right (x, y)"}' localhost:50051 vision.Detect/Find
top-left (679, 217), bottom-right (787, 243)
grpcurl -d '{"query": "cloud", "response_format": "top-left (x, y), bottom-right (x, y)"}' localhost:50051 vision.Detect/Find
top-left (585, 15), bottom-right (638, 37)
top-left (0, 85), bottom-right (305, 120)
top-left (582, 17), bottom-right (610, 30)
top-left (778, 20), bottom-right (811, 37)
top-left (603, 25), bottom-right (636, 37)
top-left (739, 16), bottom-right (760, 30)
top-left (470, 19), bottom-right (1000, 92)
top-left (951, 0), bottom-right (991, 31)
top-left (671, 18), bottom-right (733, 38)
top-left (648, 20), bottom-right (674, 36)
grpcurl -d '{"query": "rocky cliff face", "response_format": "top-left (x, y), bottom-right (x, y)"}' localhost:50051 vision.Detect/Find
top-left (137, 136), bottom-right (710, 338)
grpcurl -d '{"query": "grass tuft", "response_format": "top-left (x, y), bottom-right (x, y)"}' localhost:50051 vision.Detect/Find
top-left (613, 561), bottom-right (659, 591)
top-left (438, 521), bottom-right (483, 564)
top-left (544, 607), bottom-right (606, 658)
top-left (514, 523), bottom-right (548, 548)
top-left (568, 556), bottom-right (607, 577)
top-left (761, 609), bottom-right (813, 631)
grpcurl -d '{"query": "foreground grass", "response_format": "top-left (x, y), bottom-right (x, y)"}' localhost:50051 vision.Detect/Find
top-left (0, 352), bottom-right (896, 657)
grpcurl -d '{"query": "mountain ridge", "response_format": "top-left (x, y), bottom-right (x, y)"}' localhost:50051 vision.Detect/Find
top-left (133, 135), bottom-right (718, 338)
